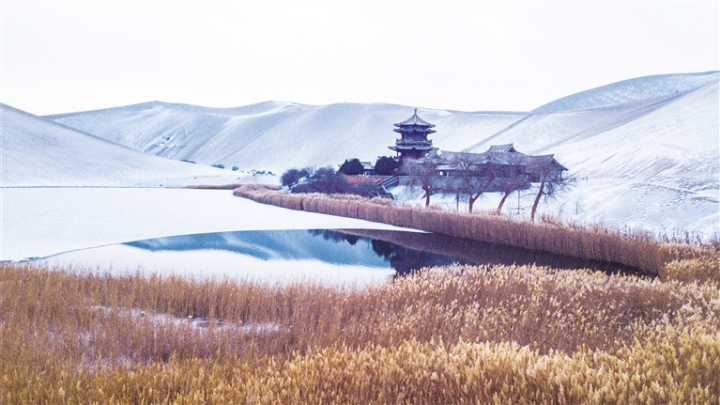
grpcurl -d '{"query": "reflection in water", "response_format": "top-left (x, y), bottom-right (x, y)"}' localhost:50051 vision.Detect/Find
top-left (311, 230), bottom-right (648, 277)
top-left (125, 230), bottom-right (387, 267)
top-left (38, 229), bottom-right (649, 284)
top-left (305, 230), bottom-right (475, 275)
top-left (125, 229), bottom-right (647, 277)
top-left (371, 239), bottom-right (471, 275)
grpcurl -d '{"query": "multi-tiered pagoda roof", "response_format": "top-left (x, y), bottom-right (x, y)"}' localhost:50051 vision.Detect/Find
top-left (389, 109), bottom-right (436, 159)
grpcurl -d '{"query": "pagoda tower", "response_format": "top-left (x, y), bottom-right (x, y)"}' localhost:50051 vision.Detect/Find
top-left (389, 109), bottom-right (436, 159)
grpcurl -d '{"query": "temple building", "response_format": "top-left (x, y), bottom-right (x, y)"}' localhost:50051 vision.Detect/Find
top-left (438, 145), bottom-right (568, 186)
top-left (386, 110), bottom-right (567, 188)
top-left (389, 109), bottom-right (436, 159)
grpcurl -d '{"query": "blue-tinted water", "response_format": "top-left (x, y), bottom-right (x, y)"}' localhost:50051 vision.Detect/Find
top-left (37, 229), bottom-right (648, 285)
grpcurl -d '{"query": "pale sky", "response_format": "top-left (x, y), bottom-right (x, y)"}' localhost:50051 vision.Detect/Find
top-left (2, 1), bottom-right (718, 115)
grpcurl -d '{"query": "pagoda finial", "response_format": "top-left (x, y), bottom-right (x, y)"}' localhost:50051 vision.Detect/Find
top-left (414, 108), bottom-right (418, 115)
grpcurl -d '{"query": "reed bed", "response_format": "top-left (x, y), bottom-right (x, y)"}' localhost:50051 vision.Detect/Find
top-left (233, 185), bottom-right (709, 276)
top-left (2, 262), bottom-right (719, 404)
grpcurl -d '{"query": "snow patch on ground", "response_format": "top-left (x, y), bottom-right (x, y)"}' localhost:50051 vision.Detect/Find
top-left (1, 188), bottom-right (417, 261)
top-left (393, 177), bottom-right (719, 241)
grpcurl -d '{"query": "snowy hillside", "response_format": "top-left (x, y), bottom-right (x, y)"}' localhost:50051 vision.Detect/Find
top-left (465, 77), bottom-right (719, 183)
top-left (41, 72), bottom-right (720, 236)
top-left (1, 104), bottom-right (251, 187)
top-left (47, 72), bottom-right (719, 175)
top-left (47, 101), bottom-right (526, 173)
top-left (459, 75), bottom-right (719, 234)
top-left (532, 71), bottom-right (719, 113)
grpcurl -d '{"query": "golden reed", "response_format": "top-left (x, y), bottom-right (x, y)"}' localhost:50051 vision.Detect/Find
top-left (233, 185), bottom-right (709, 276)
top-left (2, 263), bottom-right (718, 404)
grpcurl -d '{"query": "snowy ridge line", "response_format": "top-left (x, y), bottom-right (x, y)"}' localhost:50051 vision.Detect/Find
top-left (1, 103), bottom-right (138, 151)
top-left (531, 71), bottom-right (719, 114)
top-left (2, 104), bottom-right (250, 187)
top-left (462, 114), bottom-right (533, 152)
top-left (45, 100), bottom-right (309, 119)
top-left (535, 90), bottom-right (697, 153)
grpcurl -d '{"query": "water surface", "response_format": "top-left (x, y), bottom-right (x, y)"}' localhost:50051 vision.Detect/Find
top-left (37, 229), bottom-right (649, 285)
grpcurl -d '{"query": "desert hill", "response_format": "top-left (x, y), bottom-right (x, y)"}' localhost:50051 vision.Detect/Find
top-left (19, 71), bottom-right (720, 235)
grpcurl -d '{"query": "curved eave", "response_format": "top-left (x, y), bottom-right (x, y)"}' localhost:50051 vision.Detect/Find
top-left (394, 109), bottom-right (435, 127)
top-left (392, 145), bottom-right (433, 151)
top-left (393, 123), bottom-right (436, 129)
top-left (393, 128), bottom-right (437, 135)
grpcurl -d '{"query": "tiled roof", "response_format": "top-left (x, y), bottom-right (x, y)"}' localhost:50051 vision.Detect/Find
top-left (439, 146), bottom-right (567, 171)
top-left (487, 144), bottom-right (517, 153)
top-left (394, 109), bottom-right (435, 127)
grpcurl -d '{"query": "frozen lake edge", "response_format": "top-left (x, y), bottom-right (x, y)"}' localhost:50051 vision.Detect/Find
top-left (0, 187), bottom-right (418, 261)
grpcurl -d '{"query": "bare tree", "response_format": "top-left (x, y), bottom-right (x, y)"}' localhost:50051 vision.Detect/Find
top-left (451, 153), bottom-right (496, 213)
top-left (404, 157), bottom-right (441, 208)
top-left (495, 155), bottom-right (529, 214)
top-left (529, 161), bottom-right (571, 222)
top-left (496, 174), bottom-right (527, 214)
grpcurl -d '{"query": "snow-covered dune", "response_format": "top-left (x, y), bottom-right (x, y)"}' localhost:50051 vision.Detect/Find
top-left (1, 104), bottom-right (246, 187)
top-left (39, 71), bottom-right (720, 236)
top-left (531, 71), bottom-right (719, 113)
top-left (47, 101), bottom-right (527, 173)
top-left (465, 79), bottom-right (719, 183)
top-left (457, 78), bottom-right (719, 237)
top-left (46, 72), bottom-right (719, 176)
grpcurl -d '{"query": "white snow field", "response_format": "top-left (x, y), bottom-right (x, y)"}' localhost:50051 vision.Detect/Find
top-left (44, 71), bottom-right (719, 237)
top-left (1, 188), bottom-right (415, 262)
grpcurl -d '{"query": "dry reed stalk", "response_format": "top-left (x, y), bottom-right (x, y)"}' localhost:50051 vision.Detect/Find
top-left (3, 261), bottom-right (719, 404)
top-left (233, 186), bottom-right (706, 275)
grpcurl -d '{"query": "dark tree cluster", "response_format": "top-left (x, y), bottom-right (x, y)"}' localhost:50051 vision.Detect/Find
top-left (374, 156), bottom-right (400, 175)
top-left (288, 166), bottom-right (351, 194)
top-left (280, 167), bottom-right (311, 188)
top-left (338, 159), bottom-right (365, 176)
top-left (307, 167), bottom-right (349, 194)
